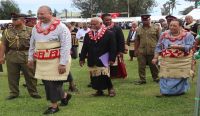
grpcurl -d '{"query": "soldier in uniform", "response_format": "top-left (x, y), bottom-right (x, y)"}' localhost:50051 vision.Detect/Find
top-left (0, 13), bottom-right (41, 100)
top-left (22, 16), bottom-right (37, 87)
top-left (134, 14), bottom-right (160, 85)
top-left (25, 17), bottom-right (37, 27)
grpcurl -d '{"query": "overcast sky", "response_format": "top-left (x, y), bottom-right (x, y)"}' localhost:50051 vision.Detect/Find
top-left (3, 0), bottom-right (196, 16)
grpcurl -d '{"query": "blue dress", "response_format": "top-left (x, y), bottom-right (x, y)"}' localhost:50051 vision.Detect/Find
top-left (155, 30), bottom-right (195, 95)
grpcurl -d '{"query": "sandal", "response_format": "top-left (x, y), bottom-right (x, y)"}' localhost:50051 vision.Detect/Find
top-left (108, 89), bottom-right (116, 97)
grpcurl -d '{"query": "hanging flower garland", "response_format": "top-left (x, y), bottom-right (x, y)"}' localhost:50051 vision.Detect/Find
top-left (36, 18), bottom-right (60, 35)
top-left (88, 25), bottom-right (107, 41)
top-left (161, 29), bottom-right (187, 42)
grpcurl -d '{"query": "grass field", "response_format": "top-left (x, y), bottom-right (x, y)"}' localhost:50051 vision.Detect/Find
top-left (0, 30), bottom-right (198, 116)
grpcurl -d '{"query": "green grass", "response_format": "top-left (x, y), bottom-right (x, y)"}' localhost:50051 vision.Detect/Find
top-left (0, 30), bottom-right (197, 116)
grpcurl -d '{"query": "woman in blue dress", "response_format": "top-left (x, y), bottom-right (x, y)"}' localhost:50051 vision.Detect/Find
top-left (152, 19), bottom-right (195, 96)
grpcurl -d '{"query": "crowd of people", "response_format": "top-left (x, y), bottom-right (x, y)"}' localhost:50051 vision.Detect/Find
top-left (0, 5), bottom-right (200, 115)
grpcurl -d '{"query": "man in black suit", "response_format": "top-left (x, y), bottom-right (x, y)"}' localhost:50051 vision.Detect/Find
top-left (102, 13), bottom-right (125, 78)
top-left (79, 17), bottom-right (117, 97)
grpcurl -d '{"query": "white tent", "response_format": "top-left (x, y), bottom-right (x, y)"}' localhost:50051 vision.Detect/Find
top-left (0, 20), bottom-right (12, 24)
top-left (186, 8), bottom-right (200, 20)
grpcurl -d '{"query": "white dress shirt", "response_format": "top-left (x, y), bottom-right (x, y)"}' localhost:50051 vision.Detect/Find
top-left (28, 22), bottom-right (71, 65)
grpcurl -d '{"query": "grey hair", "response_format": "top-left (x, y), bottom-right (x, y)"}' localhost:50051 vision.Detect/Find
top-left (132, 21), bottom-right (138, 25)
top-left (38, 5), bottom-right (52, 13)
top-left (91, 17), bottom-right (103, 23)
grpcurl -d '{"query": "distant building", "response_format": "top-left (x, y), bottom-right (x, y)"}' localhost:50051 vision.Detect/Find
top-left (56, 11), bottom-right (81, 18)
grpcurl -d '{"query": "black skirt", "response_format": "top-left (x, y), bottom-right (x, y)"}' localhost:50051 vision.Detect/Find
top-left (71, 47), bottom-right (78, 59)
top-left (129, 50), bottom-right (135, 57)
top-left (110, 65), bottom-right (118, 77)
top-left (42, 80), bottom-right (64, 102)
top-left (91, 75), bottom-right (113, 90)
top-left (0, 64), bottom-right (3, 72)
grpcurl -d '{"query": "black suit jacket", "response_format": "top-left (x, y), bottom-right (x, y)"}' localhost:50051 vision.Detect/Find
top-left (80, 30), bottom-right (117, 67)
top-left (109, 25), bottom-right (125, 53)
top-left (127, 30), bottom-right (136, 46)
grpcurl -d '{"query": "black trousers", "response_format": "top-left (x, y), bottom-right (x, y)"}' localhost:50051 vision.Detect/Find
top-left (129, 50), bottom-right (135, 57)
top-left (42, 80), bottom-right (64, 103)
top-left (65, 72), bottom-right (73, 82)
top-left (71, 47), bottom-right (78, 59)
top-left (0, 64), bottom-right (3, 72)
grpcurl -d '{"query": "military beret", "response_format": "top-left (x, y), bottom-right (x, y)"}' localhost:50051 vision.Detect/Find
top-left (11, 13), bottom-right (28, 19)
top-left (141, 14), bottom-right (151, 19)
top-left (165, 15), bottom-right (177, 20)
top-left (25, 17), bottom-right (37, 21)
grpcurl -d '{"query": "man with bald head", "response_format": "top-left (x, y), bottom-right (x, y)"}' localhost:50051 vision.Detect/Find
top-left (79, 17), bottom-right (117, 97)
top-left (184, 15), bottom-right (198, 37)
top-left (28, 5), bottom-right (72, 114)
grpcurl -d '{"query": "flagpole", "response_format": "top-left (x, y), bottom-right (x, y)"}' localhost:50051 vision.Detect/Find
top-left (127, 0), bottom-right (130, 17)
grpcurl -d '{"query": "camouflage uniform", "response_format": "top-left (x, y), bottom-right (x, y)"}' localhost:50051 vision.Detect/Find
top-left (135, 24), bottom-right (160, 83)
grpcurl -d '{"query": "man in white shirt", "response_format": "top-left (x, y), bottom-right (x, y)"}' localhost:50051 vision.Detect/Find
top-left (28, 5), bottom-right (72, 114)
top-left (76, 23), bottom-right (90, 53)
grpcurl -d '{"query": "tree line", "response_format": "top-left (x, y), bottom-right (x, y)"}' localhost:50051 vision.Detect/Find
top-left (0, 0), bottom-right (200, 20)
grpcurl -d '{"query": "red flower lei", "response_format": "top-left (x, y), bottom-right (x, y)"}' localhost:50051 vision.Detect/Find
top-left (88, 25), bottom-right (107, 41)
top-left (36, 18), bottom-right (60, 35)
top-left (161, 29), bottom-right (187, 42)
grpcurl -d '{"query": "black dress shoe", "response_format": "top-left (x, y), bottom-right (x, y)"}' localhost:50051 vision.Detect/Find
top-left (87, 83), bottom-right (92, 87)
top-left (43, 107), bottom-right (59, 115)
top-left (92, 90), bottom-right (104, 96)
top-left (68, 85), bottom-right (78, 92)
top-left (153, 79), bottom-right (160, 83)
top-left (60, 94), bottom-right (72, 106)
top-left (156, 94), bottom-right (166, 98)
top-left (6, 95), bottom-right (18, 100)
top-left (134, 80), bottom-right (146, 85)
top-left (22, 84), bottom-right (27, 87)
top-left (31, 94), bottom-right (42, 99)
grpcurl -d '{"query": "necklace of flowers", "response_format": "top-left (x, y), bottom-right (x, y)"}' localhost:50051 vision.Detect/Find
top-left (36, 18), bottom-right (60, 35)
top-left (161, 29), bottom-right (187, 42)
top-left (88, 25), bottom-right (107, 41)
